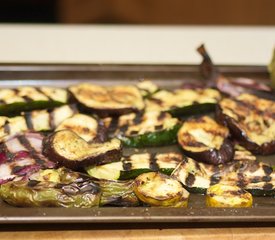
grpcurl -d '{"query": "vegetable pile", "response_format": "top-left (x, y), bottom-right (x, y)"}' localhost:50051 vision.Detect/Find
top-left (0, 47), bottom-right (274, 209)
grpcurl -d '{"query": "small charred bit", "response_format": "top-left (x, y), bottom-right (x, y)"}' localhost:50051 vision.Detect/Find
top-left (42, 130), bottom-right (122, 171)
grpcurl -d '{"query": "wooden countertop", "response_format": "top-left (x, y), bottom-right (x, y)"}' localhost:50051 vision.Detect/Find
top-left (1, 227), bottom-right (275, 240)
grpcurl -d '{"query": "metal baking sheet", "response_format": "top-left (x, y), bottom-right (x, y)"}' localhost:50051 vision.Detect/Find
top-left (0, 64), bottom-right (274, 224)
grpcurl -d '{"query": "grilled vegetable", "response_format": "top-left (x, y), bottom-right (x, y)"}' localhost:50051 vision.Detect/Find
top-left (112, 111), bottom-right (181, 147)
top-left (134, 172), bottom-right (189, 207)
top-left (172, 152), bottom-right (275, 196)
top-left (0, 87), bottom-right (68, 116)
top-left (98, 179), bottom-right (139, 206)
top-left (217, 93), bottom-right (275, 155)
top-left (69, 83), bottom-right (145, 117)
top-left (43, 130), bottom-right (122, 170)
top-left (177, 116), bottom-right (234, 165)
top-left (136, 80), bottom-right (159, 97)
top-left (0, 168), bottom-right (101, 208)
top-left (56, 113), bottom-right (107, 143)
top-left (206, 184), bottom-right (253, 208)
top-left (0, 105), bottom-right (77, 141)
top-left (0, 133), bottom-right (56, 184)
top-left (86, 152), bottom-right (183, 180)
top-left (145, 88), bottom-right (221, 117)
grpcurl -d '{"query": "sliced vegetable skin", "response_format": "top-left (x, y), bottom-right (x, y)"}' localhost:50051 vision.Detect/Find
top-left (177, 116), bottom-right (234, 165)
top-left (69, 83), bottom-right (145, 117)
top-left (86, 152), bottom-right (183, 180)
top-left (0, 87), bottom-right (69, 116)
top-left (43, 130), bottom-right (122, 171)
top-left (114, 111), bottom-right (181, 148)
top-left (206, 184), bottom-right (253, 208)
top-left (217, 93), bottom-right (275, 155)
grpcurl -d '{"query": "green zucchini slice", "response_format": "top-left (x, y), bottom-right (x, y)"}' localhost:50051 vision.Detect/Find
top-left (113, 111), bottom-right (181, 147)
top-left (134, 172), bottom-right (189, 207)
top-left (0, 105), bottom-right (76, 142)
top-left (0, 87), bottom-right (68, 116)
top-left (145, 88), bottom-right (221, 116)
top-left (69, 83), bottom-right (145, 117)
top-left (86, 152), bottom-right (183, 180)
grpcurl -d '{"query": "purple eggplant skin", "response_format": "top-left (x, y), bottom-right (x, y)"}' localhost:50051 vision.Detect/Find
top-left (42, 131), bottom-right (123, 171)
top-left (216, 105), bottom-right (275, 155)
top-left (181, 138), bottom-right (235, 165)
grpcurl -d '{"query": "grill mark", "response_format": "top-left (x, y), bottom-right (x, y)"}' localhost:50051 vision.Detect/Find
top-left (48, 109), bottom-right (55, 129)
top-left (210, 174), bottom-right (221, 185)
top-left (23, 112), bottom-right (34, 130)
top-left (149, 153), bottom-right (159, 171)
top-left (17, 135), bottom-right (45, 165)
top-left (149, 97), bottom-right (163, 105)
top-left (109, 117), bottom-right (119, 134)
top-left (122, 157), bottom-right (132, 171)
top-left (22, 96), bottom-right (34, 102)
top-left (35, 88), bottom-right (51, 101)
top-left (133, 112), bottom-right (143, 125)
top-left (0, 143), bottom-right (11, 162)
top-left (263, 165), bottom-right (273, 175)
top-left (262, 176), bottom-right (272, 182)
top-left (3, 121), bottom-right (10, 134)
top-left (157, 112), bottom-right (166, 121)
top-left (263, 183), bottom-right (273, 190)
top-left (154, 124), bottom-right (163, 131)
top-left (185, 173), bottom-right (195, 186)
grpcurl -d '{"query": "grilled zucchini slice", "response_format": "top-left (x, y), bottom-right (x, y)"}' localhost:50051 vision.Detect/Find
top-left (56, 113), bottom-right (107, 143)
top-left (134, 172), bottom-right (189, 207)
top-left (69, 83), bottom-right (145, 117)
top-left (145, 88), bottom-right (221, 116)
top-left (217, 93), bottom-right (275, 155)
top-left (86, 152), bottom-right (183, 180)
top-left (0, 105), bottom-right (76, 141)
top-left (0, 87), bottom-right (68, 116)
top-left (177, 116), bottom-right (234, 165)
top-left (206, 184), bottom-right (253, 208)
top-left (42, 130), bottom-right (122, 170)
top-left (113, 111), bottom-right (181, 147)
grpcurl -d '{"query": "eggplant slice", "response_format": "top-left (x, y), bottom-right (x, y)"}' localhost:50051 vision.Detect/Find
top-left (217, 93), bottom-right (275, 155)
top-left (69, 83), bottom-right (145, 117)
top-left (55, 113), bottom-right (107, 143)
top-left (43, 130), bottom-right (122, 170)
top-left (145, 88), bottom-right (221, 116)
top-left (112, 111), bottom-right (181, 147)
top-left (0, 105), bottom-right (77, 142)
top-left (177, 116), bottom-right (234, 165)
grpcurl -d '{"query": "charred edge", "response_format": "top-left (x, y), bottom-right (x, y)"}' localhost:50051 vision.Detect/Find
top-left (157, 111), bottom-right (166, 121)
top-left (109, 117), bottom-right (119, 134)
top-left (263, 165), bottom-right (273, 175)
top-left (22, 96), bottom-right (34, 102)
top-left (23, 112), bottom-right (34, 130)
top-left (47, 109), bottom-right (55, 129)
top-left (94, 119), bottom-right (108, 143)
top-left (122, 157), bottom-right (132, 171)
top-left (149, 153), bottom-right (159, 171)
top-left (133, 112), bottom-right (143, 125)
top-left (3, 120), bottom-right (10, 134)
top-left (17, 135), bottom-right (45, 165)
top-left (185, 173), bottom-right (195, 187)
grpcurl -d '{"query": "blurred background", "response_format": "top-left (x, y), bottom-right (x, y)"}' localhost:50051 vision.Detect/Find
top-left (0, 0), bottom-right (275, 25)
